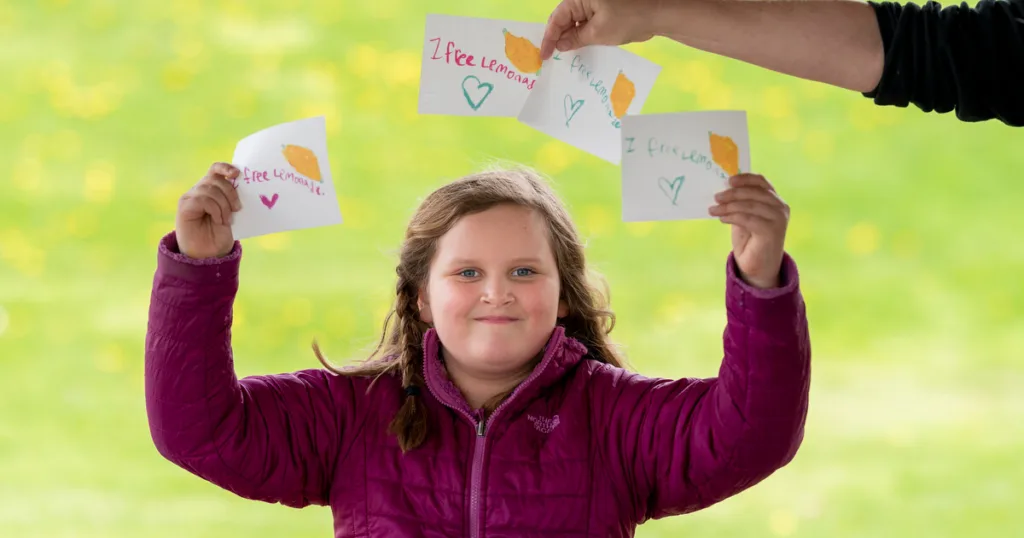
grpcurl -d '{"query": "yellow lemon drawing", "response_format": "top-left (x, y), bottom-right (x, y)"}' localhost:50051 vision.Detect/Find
top-left (709, 133), bottom-right (740, 177)
top-left (610, 71), bottom-right (636, 118)
top-left (503, 29), bottom-right (542, 74)
top-left (282, 144), bottom-right (322, 181)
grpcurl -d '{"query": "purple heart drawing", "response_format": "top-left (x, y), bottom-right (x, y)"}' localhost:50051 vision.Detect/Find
top-left (260, 193), bottom-right (279, 209)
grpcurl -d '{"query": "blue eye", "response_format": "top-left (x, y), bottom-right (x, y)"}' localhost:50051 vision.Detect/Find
top-left (459, 269), bottom-right (479, 278)
top-left (512, 268), bottom-right (535, 277)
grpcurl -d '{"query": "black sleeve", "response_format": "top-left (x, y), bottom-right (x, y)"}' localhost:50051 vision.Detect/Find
top-left (863, 0), bottom-right (1024, 126)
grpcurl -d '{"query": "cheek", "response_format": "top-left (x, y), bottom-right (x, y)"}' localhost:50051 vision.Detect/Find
top-left (521, 282), bottom-right (562, 317)
top-left (432, 282), bottom-right (477, 317)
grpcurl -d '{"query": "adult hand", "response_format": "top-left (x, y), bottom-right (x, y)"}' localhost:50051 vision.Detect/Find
top-left (539, 0), bottom-right (662, 60)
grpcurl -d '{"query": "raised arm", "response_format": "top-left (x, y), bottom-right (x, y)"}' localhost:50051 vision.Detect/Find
top-left (145, 232), bottom-right (361, 508)
top-left (597, 252), bottom-right (809, 520)
top-left (542, 0), bottom-right (1024, 126)
top-left (541, 0), bottom-right (884, 93)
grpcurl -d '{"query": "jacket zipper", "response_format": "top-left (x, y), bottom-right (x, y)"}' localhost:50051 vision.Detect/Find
top-left (464, 361), bottom-right (552, 538)
top-left (423, 382), bottom-right (487, 538)
top-left (468, 415), bottom-right (486, 538)
top-left (423, 344), bottom-right (558, 538)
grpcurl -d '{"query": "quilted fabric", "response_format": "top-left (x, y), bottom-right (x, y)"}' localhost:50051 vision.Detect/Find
top-left (146, 231), bottom-right (810, 537)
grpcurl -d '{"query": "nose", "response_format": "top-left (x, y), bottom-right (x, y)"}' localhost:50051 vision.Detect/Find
top-left (481, 275), bottom-right (514, 305)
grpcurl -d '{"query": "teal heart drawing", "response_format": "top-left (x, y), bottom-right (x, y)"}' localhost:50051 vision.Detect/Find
top-left (658, 175), bottom-right (685, 205)
top-left (564, 94), bottom-right (584, 127)
top-left (462, 75), bottom-right (494, 111)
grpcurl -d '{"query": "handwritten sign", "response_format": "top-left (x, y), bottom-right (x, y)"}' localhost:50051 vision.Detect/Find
top-left (418, 14), bottom-right (547, 116)
top-left (517, 45), bottom-right (660, 164)
top-left (621, 111), bottom-right (750, 222)
top-left (229, 116), bottom-right (343, 239)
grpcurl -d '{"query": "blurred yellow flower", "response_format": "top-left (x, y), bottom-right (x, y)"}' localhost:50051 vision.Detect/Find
top-left (847, 221), bottom-right (881, 256)
top-left (760, 86), bottom-right (794, 120)
top-left (0, 229), bottom-right (46, 277)
top-left (580, 204), bottom-right (613, 238)
top-left (337, 196), bottom-right (373, 230)
top-left (325, 308), bottom-right (356, 336)
top-left (254, 232), bottom-right (290, 251)
top-left (84, 161), bottom-right (116, 204)
top-left (679, 60), bottom-right (717, 94)
top-left (770, 114), bottom-right (802, 144)
top-left (624, 221), bottom-right (655, 238)
top-left (94, 344), bottom-right (126, 374)
top-left (161, 61), bottom-right (196, 92)
top-left (347, 44), bottom-right (381, 80)
top-left (656, 293), bottom-right (695, 324)
top-left (233, 301), bottom-right (246, 329)
top-left (534, 140), bottom-right (577, 175)
top-left (697, 80), bottom-right (733, 110)
top-left (13, 156), bottom-right (46, 196)
top-left (0, 304), bottom-right (9, 338)
top-left (383, 50), bottom-right (421, 86)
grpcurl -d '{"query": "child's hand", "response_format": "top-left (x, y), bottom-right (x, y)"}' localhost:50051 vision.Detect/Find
top-left (175, 162), bottom-right (242, 260)
top-left (709, 174), bottom-right (790, 289)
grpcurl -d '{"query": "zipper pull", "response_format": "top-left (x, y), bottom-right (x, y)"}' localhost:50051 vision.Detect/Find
top-left (476, 419), bottom-right (486, 436)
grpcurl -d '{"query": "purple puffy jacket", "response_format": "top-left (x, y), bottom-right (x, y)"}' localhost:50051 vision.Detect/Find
top-left (146, 232), bottom-right (811, 537)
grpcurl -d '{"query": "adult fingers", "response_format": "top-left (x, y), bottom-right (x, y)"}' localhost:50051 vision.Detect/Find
top-left (541, 1), bottom-right (578, 59)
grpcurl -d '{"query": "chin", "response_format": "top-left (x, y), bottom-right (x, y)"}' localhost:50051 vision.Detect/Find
top-left (466, 339), bottom-right (539, 372)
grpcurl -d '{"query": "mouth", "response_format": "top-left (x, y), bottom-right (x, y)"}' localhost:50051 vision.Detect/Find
top-left (474, 316), bottom-right (519, 324)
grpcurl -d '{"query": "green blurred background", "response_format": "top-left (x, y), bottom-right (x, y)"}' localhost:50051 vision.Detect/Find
top-left (2, 0), bottom-right (1022, 536)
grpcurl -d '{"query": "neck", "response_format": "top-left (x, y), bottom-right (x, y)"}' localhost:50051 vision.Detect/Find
top-left (442, 353), bottom-right (538, 411)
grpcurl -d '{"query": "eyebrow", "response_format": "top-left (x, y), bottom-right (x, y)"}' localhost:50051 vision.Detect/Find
top-left (446, 257), bottom-right (545, 266)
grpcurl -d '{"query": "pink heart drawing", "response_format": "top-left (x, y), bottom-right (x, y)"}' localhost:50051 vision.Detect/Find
top-left (259, 193), bottom-right (279, 209)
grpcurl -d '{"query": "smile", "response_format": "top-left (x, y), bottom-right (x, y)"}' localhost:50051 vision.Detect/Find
top-left (475, 316), bottom-right (519, 324)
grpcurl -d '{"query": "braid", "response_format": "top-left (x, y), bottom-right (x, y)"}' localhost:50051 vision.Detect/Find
top-left (388, 278), bottom-right (430, 452)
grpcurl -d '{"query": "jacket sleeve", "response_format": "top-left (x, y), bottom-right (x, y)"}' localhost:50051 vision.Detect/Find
top-left (144, 231), bottom-right (361, 508)
top-left (864, 0), bottom-right (1024, 126)
top-left (597, 253), bottom-right (810, 522)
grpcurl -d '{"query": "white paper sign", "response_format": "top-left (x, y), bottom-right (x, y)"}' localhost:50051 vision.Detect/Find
top-left (229, 116), bottom-right (343, 240)
top-left (418, 14), bottom-right (546, 116)
top-left (517, 46), bottom-right (660, 164)
top-left (621, 111), bottom-right (750, 222)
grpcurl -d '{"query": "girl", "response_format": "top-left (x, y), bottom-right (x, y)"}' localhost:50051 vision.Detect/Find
top-left (146, 163), bottom-right (810, 537)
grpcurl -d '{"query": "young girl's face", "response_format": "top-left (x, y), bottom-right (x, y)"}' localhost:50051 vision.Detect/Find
top-left (419, 203), bottom-right (568, 379)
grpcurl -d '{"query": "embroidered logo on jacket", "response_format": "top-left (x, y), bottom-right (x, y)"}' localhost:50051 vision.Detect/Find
top-left (527, 414), bottom-right (560, 434)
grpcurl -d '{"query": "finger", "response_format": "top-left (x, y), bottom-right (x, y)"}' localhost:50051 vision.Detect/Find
top-left (205, 174), bottom-right (242, 211)
top-left (208, 162), bottom-right (239, 180)
top-left (178, 192), bottom-right (208, 220)
top-left (714, 186), bottom-right (786, 207)
top-left (197, 195), bottom-right (227, 226)
top-left (709, 199), bottom-right (786, 222)
top-left (195, 183), bottom-right (234, 220)
top-left (728, 173), bottom-right (776, 192)
top-left (540, 1), bottom-right (576, 59)
top-left (717, 212), bottom-right (776, 234)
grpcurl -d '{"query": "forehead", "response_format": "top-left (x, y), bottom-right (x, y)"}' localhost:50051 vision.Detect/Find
top-left (434, 204), bottom-right (554, 264)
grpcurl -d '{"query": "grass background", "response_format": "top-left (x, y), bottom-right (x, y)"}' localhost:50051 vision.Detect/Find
top-left (1, 0), bottom-right (1022, 536)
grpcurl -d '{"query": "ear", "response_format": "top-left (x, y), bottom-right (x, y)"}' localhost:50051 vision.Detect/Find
top-left (417, 287), bottom-right (433, 324)
top-left (557, 299), bottom-right (568, 319)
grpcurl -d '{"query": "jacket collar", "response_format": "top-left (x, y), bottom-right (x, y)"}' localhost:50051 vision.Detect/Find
top-left (421, 325), bottom-right (589, 418)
